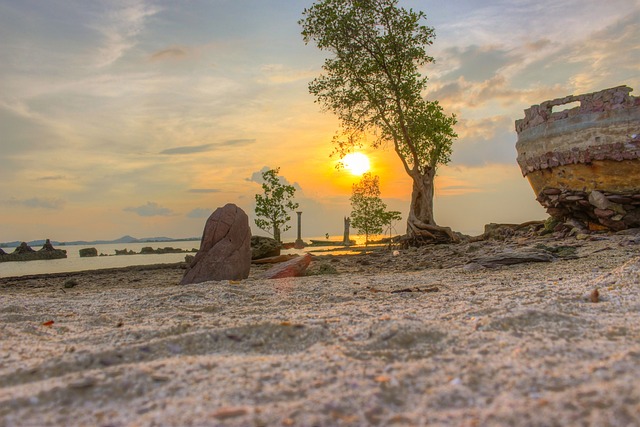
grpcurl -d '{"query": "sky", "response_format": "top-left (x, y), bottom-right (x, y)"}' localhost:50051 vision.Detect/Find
top-left (1, 0), bottom-right (639, 242)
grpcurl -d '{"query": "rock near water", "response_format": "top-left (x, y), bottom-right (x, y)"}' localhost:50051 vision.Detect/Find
top-left (251, 236), bottom-right (281, 260)
top-left (264, 254), bottom-right (312, 279)
top-left (181, 204), bottom-right (251, 284)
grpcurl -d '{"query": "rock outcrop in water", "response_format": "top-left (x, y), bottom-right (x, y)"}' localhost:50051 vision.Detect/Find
top-left (0, 240), bottom-right (67, 262)
top-left (515, 86), bottom-right (640, 231)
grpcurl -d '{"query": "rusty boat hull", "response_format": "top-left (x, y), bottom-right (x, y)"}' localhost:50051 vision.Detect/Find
top-left (515, 86), bottom-right (640, 230)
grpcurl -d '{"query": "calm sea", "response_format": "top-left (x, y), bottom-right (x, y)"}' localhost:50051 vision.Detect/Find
top-left (0, 235), bottom-right (375, 278)
top-left (0, 241), bottom-right (199, 278)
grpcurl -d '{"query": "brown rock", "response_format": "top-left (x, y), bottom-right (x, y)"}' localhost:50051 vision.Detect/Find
top-left (471, 251), bottom-right (555, 268)
top-left (264, 254), bottom-right (312, 279)
top-left (180, 204), bottom-right (251, 285)
top-left (252, 254), bottom-right (298, 264)
top-left (594, 208), bottom-right (615, 218)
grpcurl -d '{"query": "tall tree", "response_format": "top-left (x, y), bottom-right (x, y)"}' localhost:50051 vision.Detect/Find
top-left (254, 168), bottom-right (299, 243)
top-left (300, 0), bottom-right (459, 244)
top-left (350, 172), bottom-right (401, 245)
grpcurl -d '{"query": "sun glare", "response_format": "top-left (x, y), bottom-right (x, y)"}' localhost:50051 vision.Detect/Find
top-left (342, 153), bottom-right (371, 176)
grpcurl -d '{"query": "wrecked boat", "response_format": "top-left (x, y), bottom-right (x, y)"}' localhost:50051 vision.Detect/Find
top-left (515, 85), bottom-right (640, 231)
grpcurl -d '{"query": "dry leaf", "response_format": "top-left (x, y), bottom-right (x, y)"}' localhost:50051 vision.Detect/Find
top-left (590, 289), bottom-right (600, 303)
top-left (374, 375), bottom-right (391, 383)
top-left (42, 320), bottom-right (54, 327)
top-left (212, 407), bottom-right (248, 420)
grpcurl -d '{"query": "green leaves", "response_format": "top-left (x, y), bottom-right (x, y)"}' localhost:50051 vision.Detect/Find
top-left (300, 0), bottom-right (456, 175)
top-left (254, 168), bottom-right (299, 243)
top-left (350, 173), bottom-right (400, 243)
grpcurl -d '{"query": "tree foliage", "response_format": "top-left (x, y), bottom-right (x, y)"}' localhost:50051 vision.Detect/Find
top-left (300, 0), bottom-right (458, 243)
top-left (254, 168), bottom-right (299, 243)
top-left (350, 172), bottom-right (401, 244)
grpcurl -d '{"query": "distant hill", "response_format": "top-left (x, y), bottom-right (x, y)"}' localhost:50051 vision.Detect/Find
top-left (0, 235), bottom-right (200, 248)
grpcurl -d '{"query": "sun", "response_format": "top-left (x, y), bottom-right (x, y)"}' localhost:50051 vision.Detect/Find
top-left (341, 153), bottom-right (371, 176)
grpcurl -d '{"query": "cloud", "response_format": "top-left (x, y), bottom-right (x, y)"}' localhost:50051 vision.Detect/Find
top-left (2, 197), bottom-right (65, 210)
top-left (160, 139), bottom-right (256, 155)
top-left (91, 1), bottom-right (162, 68)
top-left (187, 208), bottom-right (212, 219)
top-left (188, 189), bottom-right (220, 194)
top-left (220, 139), bottom-right (256, 147)
top-left (247, 166), bottom-right (303, 191)
top-left (123, 201), bottom-right (174, 217)
top-left (150, 47), bottom-right (187, 61)
top-left (441, 45), bottom-right (514, 82)
top-left (36, 175), bottom-right (66, 181)
top-left (160, 144), bottom-right (215, 155)
top-left (451, 116), bottom-right (518, 167)
top-left (259, 64), bottom-right (317, 84)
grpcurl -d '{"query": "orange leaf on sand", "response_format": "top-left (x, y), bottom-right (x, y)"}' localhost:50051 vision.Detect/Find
top-left (374, 375), bottom-right (391, 383)
top-left (42, 320), bottom-right (54, 327)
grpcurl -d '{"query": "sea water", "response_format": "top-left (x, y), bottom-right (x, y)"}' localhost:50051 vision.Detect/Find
top-left (0, 234), bottom-right (377, 278)
top-left (0, 241), bottom-right (199, 278)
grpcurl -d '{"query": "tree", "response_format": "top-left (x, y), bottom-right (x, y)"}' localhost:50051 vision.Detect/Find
top-left (350, 172), bottom-right (401, 245)
top-left (254, 168), bottom-right (299, 243)
top-left (300, 0), bottom-right (459, 244)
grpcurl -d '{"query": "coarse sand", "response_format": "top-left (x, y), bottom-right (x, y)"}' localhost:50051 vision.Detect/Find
top-left (1, 233), bottom-right (640, 426)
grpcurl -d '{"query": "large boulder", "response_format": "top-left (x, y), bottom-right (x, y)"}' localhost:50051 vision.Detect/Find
top-left (181, 204), bottom-right (251, 284)
top-left (251, 236), bottom-right (281, 260)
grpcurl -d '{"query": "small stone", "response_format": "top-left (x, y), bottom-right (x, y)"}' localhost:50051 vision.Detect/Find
top-left (69, 376), bottom-right (97, 389)
top-left (589, 191), bottom-right (610, 210)
top-left (607, 195), bottom-right (633, 204)
top-left (543, 188), bottom-right (561, 195)
top-left (594, 208), bottom-right (615, 218)
top-left (463, 262), bottom-right (485, 272)
top-left (63, 279), bottom-right (78, 288)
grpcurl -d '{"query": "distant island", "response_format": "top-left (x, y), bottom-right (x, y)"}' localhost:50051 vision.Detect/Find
top-left (0, 235), bottom-right (200, 248)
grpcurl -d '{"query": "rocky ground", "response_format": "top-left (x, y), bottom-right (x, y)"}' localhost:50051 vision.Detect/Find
top-left (1, 230), bottom-right (640, 426)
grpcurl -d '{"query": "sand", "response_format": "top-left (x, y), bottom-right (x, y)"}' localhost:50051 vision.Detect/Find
top-left (1, 233), bottom-right (640, 426)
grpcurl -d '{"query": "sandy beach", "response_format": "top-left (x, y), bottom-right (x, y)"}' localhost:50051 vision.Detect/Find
top-left (1, 231), bottom-right (640, 426)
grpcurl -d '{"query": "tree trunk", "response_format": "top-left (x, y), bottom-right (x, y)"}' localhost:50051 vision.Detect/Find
top-left (405, 169), bottom-right (459, 245)
top-left (273, 226), bottom-right (281, 243)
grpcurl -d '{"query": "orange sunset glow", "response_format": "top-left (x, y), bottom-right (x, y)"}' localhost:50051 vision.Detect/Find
top-left (0, 0), bottom-right (638, 244)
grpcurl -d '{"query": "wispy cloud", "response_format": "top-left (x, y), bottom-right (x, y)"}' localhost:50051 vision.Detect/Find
top-left (160, 144), bottom-right (215, 155)
top-left (123, 201), bottom-right (174, 217)
top-left (160, 139), bottom-right (256, 155)
top-left (150, 47), bottom-right (187, 61)
top-left (221, 139), bottom-right (256, 147)
top-left (188, 189), bottom-right (220, 194)
top-left (187, 208), bottom-right (212, 218)
top-left (91, 0), bottom-right (161, 68)
top-left (36, 175), bottom-right (66, 181)
top-left (2, 197), bottom-right (66, 210)
top-left (247, 166), bottom-right (303, 191)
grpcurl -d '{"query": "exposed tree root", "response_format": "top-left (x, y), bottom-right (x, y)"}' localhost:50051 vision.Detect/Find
top-left (402, 220), bottom-right (460, 246)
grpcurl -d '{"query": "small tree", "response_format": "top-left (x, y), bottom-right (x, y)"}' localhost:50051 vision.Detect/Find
top-left (254, 168), bottom-right (299, 243)
top-left (301, 0), bottom-right (458, 244)
top-left (350, 173), bottom-right (400, 245)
